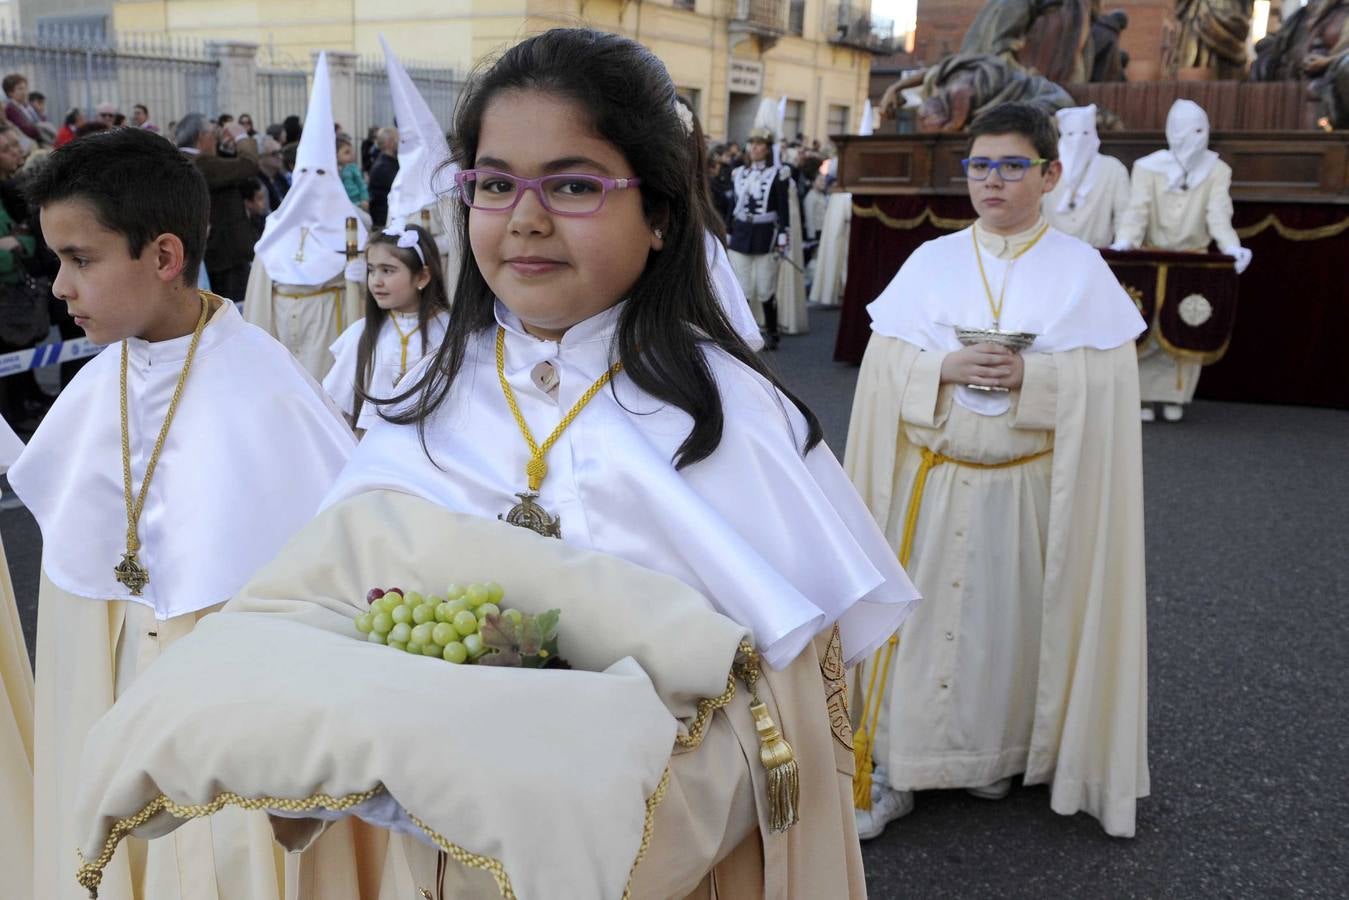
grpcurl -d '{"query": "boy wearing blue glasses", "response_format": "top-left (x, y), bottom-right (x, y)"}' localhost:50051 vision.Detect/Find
top-left (845, 102), bottom-right (1152, 839)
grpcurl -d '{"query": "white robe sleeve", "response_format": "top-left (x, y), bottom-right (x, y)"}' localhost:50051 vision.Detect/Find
top-left (321, 319), bottom-right (366, 421)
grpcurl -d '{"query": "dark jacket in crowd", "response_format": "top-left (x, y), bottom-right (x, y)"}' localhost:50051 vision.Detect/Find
top-left (193, 137), bottom-right (260, 273)
top-left (368, 152), bottom-right (399, 228)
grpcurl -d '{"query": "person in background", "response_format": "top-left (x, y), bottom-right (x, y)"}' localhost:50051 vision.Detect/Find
top-left (27, 91), bottom-right (56, 145)
top-left (112, 113), bottom-right (127, 127)
top-left (238, 113), bottom-right (256, 136)
top-left (337, 133), bottom-right (369, 212)
top-left (242, 177), bottom-right (269, 242)
top-left (53, 109), bottom-right (82, 149)
top-left (367, 126), bottom-right (399, 227)
top-left (0, 125), bottom-right (44, 430)
top-left (218, 113), bottom-right (235, 131)
top-left (803, 172), bottom-right (828, 269)
top-left (708, 141), bottom-right (734, 229)
top-left (281, 114), bottom-right (302, 172)
top-left (94, 102), bottom-right (118, 127)
top-left (361, 125), bottom-right (379, 172)
top-left (256, 134), bottom-right (291, 211)
top-left (176, 113), bottom-right (260, 302)
top-left (130, 102), bottom-right (160, 133)
top-left (2, 75), bottom-right (44, 149)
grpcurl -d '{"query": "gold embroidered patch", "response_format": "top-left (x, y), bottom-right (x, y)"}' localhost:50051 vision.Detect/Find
top-left (820, 625), bottom-right (852, 751)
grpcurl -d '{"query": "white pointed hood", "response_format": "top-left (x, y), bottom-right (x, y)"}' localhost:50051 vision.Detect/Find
top-left (253, 52), bottom-right (367, 285)
top-left (859, 99), bottom-right (874, 136)
top-left (1137, 99), bottom-right (1219, 193)
top-left (1054, 104), bottom-right (1102, 213)
top-left (381, 36), bottom-right (455, 230)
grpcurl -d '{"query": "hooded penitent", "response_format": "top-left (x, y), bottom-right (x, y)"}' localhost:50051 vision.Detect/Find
top-left (253, 52), bottom-right (368, 285)
top-left (1054, 104), bottom-right (1101, 213)
top-left (1137, 99), bottom-right (1219, 193)
top-left (380, 36), bottom-right (455, 230)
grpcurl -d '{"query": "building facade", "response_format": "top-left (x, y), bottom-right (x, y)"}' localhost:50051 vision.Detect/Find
top-left (93, 0), bottom-right (886, 144)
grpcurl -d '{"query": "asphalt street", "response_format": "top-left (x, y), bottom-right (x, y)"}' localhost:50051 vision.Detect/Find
top-left (4, 306), bottom-right (1347, 898)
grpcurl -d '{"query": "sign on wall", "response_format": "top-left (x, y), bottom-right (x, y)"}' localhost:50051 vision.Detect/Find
top-left (729, 59), bottom-right (763, 95)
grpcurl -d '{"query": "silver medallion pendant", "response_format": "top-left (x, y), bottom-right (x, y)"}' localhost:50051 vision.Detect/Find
top-left (114, 551), bottom-right (150, 596)
top-left (499, 491), bottom-right (562, 539)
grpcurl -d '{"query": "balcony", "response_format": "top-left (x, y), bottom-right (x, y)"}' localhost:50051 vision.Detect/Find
top-left (825, 3), bottom-right (896, 53)
top-left (731, 0), bottom-right (788, 38)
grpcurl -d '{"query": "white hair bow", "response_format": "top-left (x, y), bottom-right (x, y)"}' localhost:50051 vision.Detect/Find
top-left (383, 226), bottom-right (426, 266)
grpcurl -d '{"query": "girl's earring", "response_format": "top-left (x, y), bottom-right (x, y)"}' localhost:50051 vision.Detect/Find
top-left (654, 228), bottom-right (663, 240)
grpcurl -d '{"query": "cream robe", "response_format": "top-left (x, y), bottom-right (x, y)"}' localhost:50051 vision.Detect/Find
top-left (243, 262), bottom-right (364, 381)
top-left (289, 300), bottom-right (920, 898)
top-left (1116, 161), bottom-right (1240, 405)
top-left (849, 224), bottom-right (1149, 837)
top-left (775, 189), bottom-right (809, 335)
top-left (323, 310), bottom-right (450, 432)
top-left (1, 536), bottom-right (33, 900)
top-left (1042, 155), bottom-right (1130, 248)
top-left (9, 298), bottom-right (355, 898)
top-left (808, 192), bottom-right (851, 308)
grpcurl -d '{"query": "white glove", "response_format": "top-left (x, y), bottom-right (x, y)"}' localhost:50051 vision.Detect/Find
top-left (1108, 239), bottom-right (1135, 252)
top-left (777, 232), bottom-right (789, 251)
top-left (1220, 245), bottom-right (1252, 275)
top-left (345, 258), bottom-right (367, 283)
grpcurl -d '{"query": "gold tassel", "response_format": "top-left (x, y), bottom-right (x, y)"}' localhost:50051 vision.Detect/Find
top-left (750, 698), bottom-right (800, 833)
top-left (852, 728), bottom-right (875, 810)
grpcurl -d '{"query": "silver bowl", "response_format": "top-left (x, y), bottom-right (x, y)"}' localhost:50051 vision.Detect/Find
top-left (953, 327), bottom-right (1038, 392)
top-left (954, 326), bottom-right (1038, 351)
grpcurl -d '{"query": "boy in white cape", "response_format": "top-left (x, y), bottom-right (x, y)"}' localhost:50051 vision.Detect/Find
top-left (846, 102), bottom-right (1150, 839)
top-left (11, 127), bottom-right (354, 898)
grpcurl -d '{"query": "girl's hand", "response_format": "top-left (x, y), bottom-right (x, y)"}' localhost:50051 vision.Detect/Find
top-left (940, 343), bottom-right (1022, 389)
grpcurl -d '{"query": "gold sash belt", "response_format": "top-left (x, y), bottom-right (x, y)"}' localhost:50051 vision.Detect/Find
top-left (274, 285), bottom-right (348, 331)
top-left (853, 443), bottom-right (1054, 809)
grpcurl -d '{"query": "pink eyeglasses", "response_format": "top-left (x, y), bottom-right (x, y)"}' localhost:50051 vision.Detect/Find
top-left (454, 169), bottom-right (641, 216)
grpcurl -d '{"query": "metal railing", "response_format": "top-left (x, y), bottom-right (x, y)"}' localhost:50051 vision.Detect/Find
top-left (354, 56), bottom-right (466, 143)
top-left (0, 22), bottom-right (218, 126)
top-left (255, 68), bottom-right (308, 132)
top-left (732, 0), bottom-right (788, 35)
top-left (824, 3), bottom-right (895, 53)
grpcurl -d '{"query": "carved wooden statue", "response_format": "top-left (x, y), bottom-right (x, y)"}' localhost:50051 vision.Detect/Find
top-left (1250, 0), bottom-right (1349, 127)
top-left (1168, 0), bottom-right (1255, 79)
top-left (915, 54), bottom-right (1075, 132)
top-left (960, 0), bottom-right (1094, 84)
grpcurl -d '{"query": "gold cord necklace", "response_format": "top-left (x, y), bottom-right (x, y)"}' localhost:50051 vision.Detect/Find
top-left (389, 312), bottom-right (415, 378)
top-left (113, 294), bottom-right (211, 596)
top-left (495, 326), bottom-right (622, 538)
top-left (971, 221), bottom-right (1050, 329)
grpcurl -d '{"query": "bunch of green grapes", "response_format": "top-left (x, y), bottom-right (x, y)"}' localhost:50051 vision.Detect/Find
top-left (354, 582), bottom-right (523, 664)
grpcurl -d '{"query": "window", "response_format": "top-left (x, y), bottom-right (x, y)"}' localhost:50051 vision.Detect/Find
top-left (827, 104), bottom-right (850, 138)
top-left (788, 0), bottom-right (806, 36)
top-left (782, 99), bottom-right (804, 143)
top-left (673, 0), bottom-right (696, 10)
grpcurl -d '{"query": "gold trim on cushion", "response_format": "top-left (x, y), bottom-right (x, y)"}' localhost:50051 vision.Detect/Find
top-left (621, 767), bottom-right (673, 900)
top-left (675, 675), bottom-right (737, 749)
top-left (852, 203), bottom-right (974, 232)
top-left (1236, 213), bottom-right (1349, 243)
top-left (77, 788), bottom-right (382, 896)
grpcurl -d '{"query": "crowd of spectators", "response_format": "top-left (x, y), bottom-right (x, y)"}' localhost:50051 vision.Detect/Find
top-left (0, 69), bottom-right (412, 434)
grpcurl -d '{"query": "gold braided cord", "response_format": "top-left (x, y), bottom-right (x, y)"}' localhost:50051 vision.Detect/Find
top-left (273, 285), bottom-right (344, 299)
top-left (674, 674), bottom-right (737, 749)
top-left (119, 294), bottom-right (210, 558)
top-left (1235, 213), bottom-right (1349, 242)
top-left (76, 787), bottom-right (382, 895)
top-left (390, 313), bottom-right (414, 376)
top-left (852, 203), bottom-right (974, 232)
top-left (404, 810), bottom-right (517, 900)
top-left (621, 767), bottom-right (673, 900)
top-left (971, 221), bottom-right (1051, 328)
top-left (495, 326), bottom-right (623, 492)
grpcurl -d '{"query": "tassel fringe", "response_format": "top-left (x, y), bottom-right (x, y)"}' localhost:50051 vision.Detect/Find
top-left (750, 698), bottom-right (800, 833)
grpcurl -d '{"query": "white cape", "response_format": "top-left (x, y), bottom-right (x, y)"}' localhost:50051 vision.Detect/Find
top-left (9, 299), bottom-right (356, 618)
top-left (322, 302), bottom-right (918, 670)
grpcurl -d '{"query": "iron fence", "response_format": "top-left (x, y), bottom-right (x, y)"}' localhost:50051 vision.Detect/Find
top-left (353, 56), bottom-right (465, 143)
top-left (255, 68), bottom-right (308, 131)
top-left (0, 23), bottom-right (218, 128)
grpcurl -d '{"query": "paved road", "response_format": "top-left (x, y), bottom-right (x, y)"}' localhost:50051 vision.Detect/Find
top-left (5, 307), bottom-right (1347, 898)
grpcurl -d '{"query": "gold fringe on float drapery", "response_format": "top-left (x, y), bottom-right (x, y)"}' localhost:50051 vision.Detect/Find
top-left (1235, 213), bottom-right (1349, 242)
top-left (853, 203), bottom-right (1349, 244)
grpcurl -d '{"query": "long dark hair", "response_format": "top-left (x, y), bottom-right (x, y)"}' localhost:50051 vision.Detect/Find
top-left (355, 224), bottom-right (448, 424)
top-left (387, 28), bottom-right (822, 468)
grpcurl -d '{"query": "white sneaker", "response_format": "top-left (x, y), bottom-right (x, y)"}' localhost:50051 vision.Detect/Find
top-left (1140, 405), bottom-right (1156, 422)
top-left (965, 777), bottom-right (1013, 800)
top-left (1162, 404), bottom-right (1184, 422)
top-left (854, 785), bottom-right (914, 840)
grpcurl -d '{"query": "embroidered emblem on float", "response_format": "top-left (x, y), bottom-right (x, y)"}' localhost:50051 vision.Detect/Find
top-left (1178, 293), bottom-right (1213, 327)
